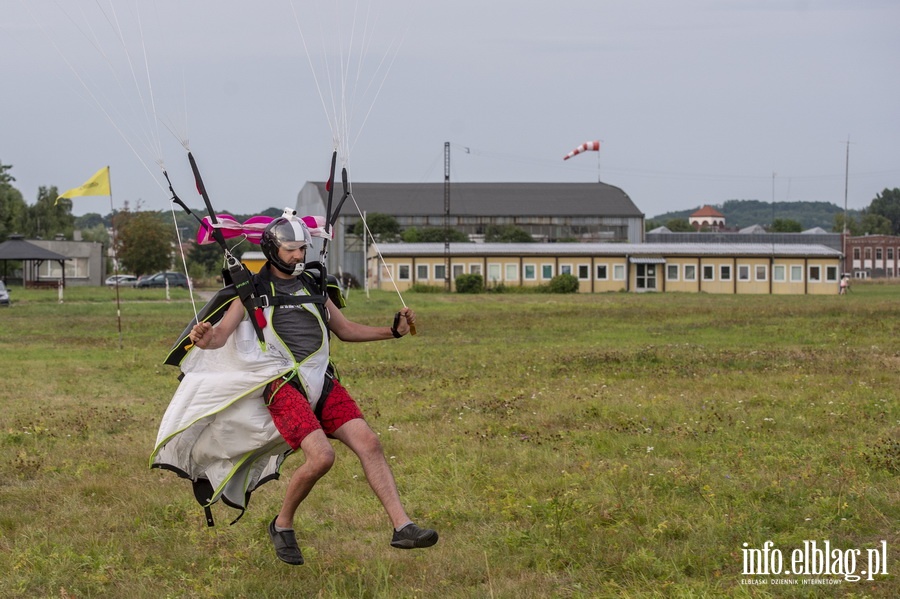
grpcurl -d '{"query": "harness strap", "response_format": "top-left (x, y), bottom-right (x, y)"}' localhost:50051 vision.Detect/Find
top-left (192, 478), bottom-right (216, 527)
top-left (248, 294), bottom-right (327, 309)
top-left (227, 256), bottom-right (268, 342)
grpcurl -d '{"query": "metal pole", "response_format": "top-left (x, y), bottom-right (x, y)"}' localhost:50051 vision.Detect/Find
top-left (843, 137), bottom-right (850, 274)
top-left (108, 168), bottom-right (123, 350)
top-left (444, 141), bottom-right (451, 292)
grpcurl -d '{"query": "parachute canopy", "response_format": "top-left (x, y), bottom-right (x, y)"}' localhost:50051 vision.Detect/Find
top-left (195, 214), bottom-right (330, 246)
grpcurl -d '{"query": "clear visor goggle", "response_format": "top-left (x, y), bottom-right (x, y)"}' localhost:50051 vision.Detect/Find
top-left (280, 241), bottom-right (308, 251)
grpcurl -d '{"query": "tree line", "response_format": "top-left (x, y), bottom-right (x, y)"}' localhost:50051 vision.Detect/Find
top-left (0, 161), bottom-right (280, 279)
top-left (646, 191), bottom-right (900, 235)
top-left (5, 160), bottom-right (899, 278)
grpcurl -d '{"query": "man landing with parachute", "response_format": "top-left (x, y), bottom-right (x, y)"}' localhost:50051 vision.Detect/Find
top-left (152, 207), bottom-right (437, 565)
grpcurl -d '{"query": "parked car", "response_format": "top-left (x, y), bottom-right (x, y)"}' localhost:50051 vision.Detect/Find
top-left (0, 280), bottom-right (9, 307)
top-left (135, 271), bottom-right (190, 289)
top-left (105, 274), bottom-right (138, 287)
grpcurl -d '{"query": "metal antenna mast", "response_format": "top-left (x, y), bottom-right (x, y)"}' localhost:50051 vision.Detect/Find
top-left (842, 137), bottom-right (851, 269)
top-left (444, 141), bottom-right (451, 291)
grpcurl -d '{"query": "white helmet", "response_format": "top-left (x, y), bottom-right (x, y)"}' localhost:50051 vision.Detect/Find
top-left (260, 216), bottom-right (312, 276)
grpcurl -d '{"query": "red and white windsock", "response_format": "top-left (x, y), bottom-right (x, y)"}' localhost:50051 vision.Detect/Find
top-left (563, 140), bottom-right (601, 160)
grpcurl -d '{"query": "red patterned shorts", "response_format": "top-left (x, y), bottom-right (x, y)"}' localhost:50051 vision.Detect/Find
top-left (265, 379), bottom-right (363, 449)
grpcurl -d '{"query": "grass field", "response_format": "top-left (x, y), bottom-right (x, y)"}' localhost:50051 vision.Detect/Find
top-left (0, 283), bottom-right (897, 598)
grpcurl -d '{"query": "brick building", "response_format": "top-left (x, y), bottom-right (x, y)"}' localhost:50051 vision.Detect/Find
top-left (845, 235), bottom-right (900, 278)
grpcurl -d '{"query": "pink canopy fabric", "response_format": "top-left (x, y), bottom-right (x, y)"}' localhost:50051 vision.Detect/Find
top-left (196, 215), bottom-right (331, 245)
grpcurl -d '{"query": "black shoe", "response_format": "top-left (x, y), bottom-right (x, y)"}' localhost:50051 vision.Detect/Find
top-left (391, 523), bottom-right (438, 549)
top-left (267, 517), bottom-right (304, 565)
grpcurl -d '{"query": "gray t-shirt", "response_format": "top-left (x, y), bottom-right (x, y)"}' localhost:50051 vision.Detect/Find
top-left (270, 276), bottom-right (326, 363)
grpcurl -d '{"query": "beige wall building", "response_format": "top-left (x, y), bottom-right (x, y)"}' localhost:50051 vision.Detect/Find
top-left (368, 243), bottom-right (843, 295)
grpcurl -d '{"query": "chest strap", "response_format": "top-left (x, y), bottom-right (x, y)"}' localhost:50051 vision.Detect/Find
top-left (248, 294), bottom-right (326, 309)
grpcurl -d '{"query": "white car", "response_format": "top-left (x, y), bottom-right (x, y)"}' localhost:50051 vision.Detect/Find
top-left (105, 275), bottom-right (138, 287)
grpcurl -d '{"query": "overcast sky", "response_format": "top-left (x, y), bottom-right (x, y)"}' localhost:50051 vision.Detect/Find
top-left (2, 0), bottom-right (898, 222)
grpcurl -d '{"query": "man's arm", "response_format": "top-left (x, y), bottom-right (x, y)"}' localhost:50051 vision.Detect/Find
top-left (188, 298), bottom-right (245, 349)
top-left (327, 299), bottom-right (415, 342)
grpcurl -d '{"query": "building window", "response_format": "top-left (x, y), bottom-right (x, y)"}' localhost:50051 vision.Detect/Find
top-left (888, 247), bottom-right (894, 261)
top-left (636, 264), bottom-right (657, 290)
top-left (470, 264), bottom-right (482, 276)
top-left (41, 258), bottom-right (89, 278)
top-left (755, 265), bottom-right (767, 281)
top-left (487, 264), bottom-right (501, 282)
top-left (505, 264), bottom-right (518, 281)
top-left (452, 264), bottom-right (464, 279)
top-left (738, 265), bottom-right (750, 281)
top-left (702, 265), bottom-right (715, 281)
top-left (524, 264), bottom-right (536, 280)
top-left (790, 265), bottom-right (803, 282)
top-left (826, 266), bottom-right (838, 281)
top-left (596, 264), bottom-right (608, 280)
top-left (560, 264), bottom-right (573, 276)
top-left (773, 265), bottom-right (786, 282)
top-left (876, 247), bottom-right (883, 261)
top-left (666, 264), bottom-right (679, 281)
top-left (416, 264), bottom-right (429, 280)
top-left (684, 264), bottom-right (696, 281)
top-left (398, 264), bottom-right (411, 280)
top-left (720, 265), bottom-right (732, 281)
top-left (613, 264), bottom-right (625, 280)
top-left (577, 264), bottom-right (589, 280)
top-left (853, 247), bottom-right (860, 260)
top-left (809, 266), bottom-right (821, 282)
top-left (541, 264), bottom-right (553, 280)
top-left (864, 247), bottom-right (872, 261)
top-left (434, 264), bottom-right (446, 281)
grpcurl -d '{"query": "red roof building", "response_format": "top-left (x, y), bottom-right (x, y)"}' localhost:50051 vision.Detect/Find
top-left (689, 206), bottom-right (726, 231)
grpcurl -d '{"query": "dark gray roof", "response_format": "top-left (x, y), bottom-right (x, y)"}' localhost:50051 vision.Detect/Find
top-left (309, 182), bottom-right (643, 218)
top-left (0, 236), bottom-right (69, 261)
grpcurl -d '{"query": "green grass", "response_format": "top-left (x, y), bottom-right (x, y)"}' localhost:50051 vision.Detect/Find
top-left (0, 283), bottom-right (897, 598)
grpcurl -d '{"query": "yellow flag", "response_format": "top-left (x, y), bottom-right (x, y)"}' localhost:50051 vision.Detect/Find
top-left (56, 166), bottom-right (110, 204)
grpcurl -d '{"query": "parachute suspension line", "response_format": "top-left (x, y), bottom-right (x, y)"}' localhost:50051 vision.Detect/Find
top-left (289, 0), bottom-right (406, 168)
top-left (20, 0), bottom-right (169, 196)
top-left (348, 192), bottom-right (408, 310)
top-left (88, 0), bottom-right (165, 163)
top-left (288, 1), bottom-right (336, 146)
top-left (348, 27), bottom-right (407, 153)
top-left (170, 203), bottom-right (199, 321)
top-left (132, 1), bottom-right (165, 161)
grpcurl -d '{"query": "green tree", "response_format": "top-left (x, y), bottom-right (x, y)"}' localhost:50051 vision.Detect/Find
top-left (79, 223), bottom-right (110, 245)
top-left (865, 188), bottom-right (900, 234)
top-left (26, 186), bottom-right (74, 239)
top-left (484, 224), bottom-right (534, 242)
top-left (859, 212), bottom-right (893, 236)
top-left (832, 213), bottom-right (862, 236)
top-left (350, 213), bottom-right (401, 242)
top-left (0, 163), bottom-right (28, 241)
top-left (401, 227), bottom-right (469, 243)
top-left (455, 273), bottom-right (483, 293)
top-left (116, 211), bottom-right (174, 276)
top-left (547, 273), bottom-right (579, 293)
top-left (189, 239), bottom-right (240, 276)
top-left (75, 212), bottom-right (107, 230)
top-left (769, 218), bottom-right (802, 233)
top-left (664, 218), bottom-right (694, 232)
top-left (0, 161), bottom-right (12, 186)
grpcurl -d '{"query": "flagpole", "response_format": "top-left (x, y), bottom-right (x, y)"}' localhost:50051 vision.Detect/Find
top-left (108, 167), bottom-right (124, 350)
